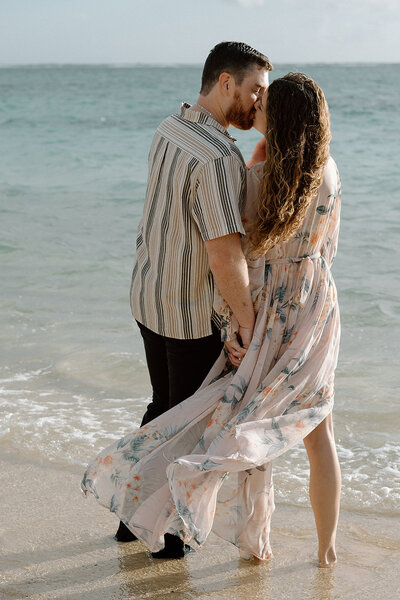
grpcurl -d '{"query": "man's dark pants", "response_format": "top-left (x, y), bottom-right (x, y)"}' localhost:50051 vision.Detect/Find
top-left (137, 320), bottom-right (223, 426)
top-left (126, 320), bottom-right (223, 554)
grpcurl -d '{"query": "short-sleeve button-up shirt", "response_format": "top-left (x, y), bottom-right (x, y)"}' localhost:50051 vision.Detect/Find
top-left (130, 103), bottom-right (246, 339)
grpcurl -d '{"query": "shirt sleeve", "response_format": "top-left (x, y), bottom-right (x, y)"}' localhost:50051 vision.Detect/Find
top-left (192, 155), bottom-right (246, 241)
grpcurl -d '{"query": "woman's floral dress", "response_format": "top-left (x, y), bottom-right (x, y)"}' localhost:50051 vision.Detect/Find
top-left (82, 157), bottom-right (341, 560)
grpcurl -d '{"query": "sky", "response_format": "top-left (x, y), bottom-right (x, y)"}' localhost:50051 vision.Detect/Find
top-left (0, 0), bottom-right (399, 65)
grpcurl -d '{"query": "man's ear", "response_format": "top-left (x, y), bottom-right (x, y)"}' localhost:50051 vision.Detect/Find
top-left (218, 72), bottom-right (234, 98)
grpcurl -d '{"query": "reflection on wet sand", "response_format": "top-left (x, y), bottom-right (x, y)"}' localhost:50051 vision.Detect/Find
top-left (117, 545), bottom-right (190, 597)
top-left (117, 539), bottom-right (273, 599)
top-left (1, 462), bottom-right (399, 600)
top-left (116, 543), bottom-right (340, 600)
top-left (308, 568), bottom-right (336, 600)
top-left (115, 534), bottom-right (338, 600)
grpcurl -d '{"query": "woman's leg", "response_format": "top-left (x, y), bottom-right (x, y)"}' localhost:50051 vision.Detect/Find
top-left (303, 412), bottom-right (341, 567)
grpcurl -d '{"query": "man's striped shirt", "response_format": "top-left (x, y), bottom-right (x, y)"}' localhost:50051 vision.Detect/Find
top-left (130, 103), bottom-right (246, 339)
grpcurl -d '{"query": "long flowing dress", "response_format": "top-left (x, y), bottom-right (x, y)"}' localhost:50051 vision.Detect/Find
top-left (81, 156), bottom-right (341, 560)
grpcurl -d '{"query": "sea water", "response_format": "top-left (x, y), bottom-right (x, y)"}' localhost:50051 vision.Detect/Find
top-left (1, 64), bottom-right (399, 515)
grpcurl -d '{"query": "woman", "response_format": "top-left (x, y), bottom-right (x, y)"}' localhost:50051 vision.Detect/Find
top-left (82, 73), bottom-right (341, 567)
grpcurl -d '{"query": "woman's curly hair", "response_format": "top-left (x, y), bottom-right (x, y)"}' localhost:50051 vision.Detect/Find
top-left (250, 73), bottom-right (331, 256)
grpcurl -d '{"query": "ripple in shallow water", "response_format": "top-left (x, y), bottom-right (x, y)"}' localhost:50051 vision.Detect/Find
top-left (1, 366), bottom-right (399, 516)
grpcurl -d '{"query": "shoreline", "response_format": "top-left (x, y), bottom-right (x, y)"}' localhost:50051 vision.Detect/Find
top-left (1, 457), bottom-right (399, 599)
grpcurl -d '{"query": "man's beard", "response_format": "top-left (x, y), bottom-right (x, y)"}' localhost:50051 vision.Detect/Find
top-left (226, 92), bottom-right (255, 130)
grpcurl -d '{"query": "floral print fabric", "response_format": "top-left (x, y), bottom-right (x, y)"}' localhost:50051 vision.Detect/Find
top-left (82, 157), bottom-right (341, 560)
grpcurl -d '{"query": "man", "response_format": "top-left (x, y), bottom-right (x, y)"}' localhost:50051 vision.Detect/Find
top-left (117, 42), bottom-right (272, 556)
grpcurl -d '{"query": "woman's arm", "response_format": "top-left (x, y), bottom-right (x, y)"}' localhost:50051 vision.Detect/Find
top-left (246, 138), bottom-right (266, 169)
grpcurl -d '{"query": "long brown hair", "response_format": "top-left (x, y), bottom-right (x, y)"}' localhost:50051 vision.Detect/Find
top-left (250, 73), bottom-right (331, 256)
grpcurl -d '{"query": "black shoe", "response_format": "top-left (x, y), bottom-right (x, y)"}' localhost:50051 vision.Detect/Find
top-left (151, 533), bottom-right (191, 559)
top-left (114, 521), bottom-right (138, 542)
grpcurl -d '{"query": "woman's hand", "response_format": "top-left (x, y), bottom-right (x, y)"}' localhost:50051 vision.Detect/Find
top-left (246, 138), bottom-right (266, 168)
top-left (225, 337), bottom-right (247, 367)
top-left (225, 324), bottom-right (253, 367)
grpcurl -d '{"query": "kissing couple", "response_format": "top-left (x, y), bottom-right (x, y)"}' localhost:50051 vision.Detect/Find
top-left (82, 41), bottom-right (341, 568)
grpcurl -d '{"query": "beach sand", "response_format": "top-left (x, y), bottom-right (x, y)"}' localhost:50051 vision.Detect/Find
top-left (0, 457), bottom-right (399, 600)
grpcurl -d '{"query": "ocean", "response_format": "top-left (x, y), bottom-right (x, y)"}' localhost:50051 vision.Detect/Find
top-left (1, 64), bottom-right (399, 517)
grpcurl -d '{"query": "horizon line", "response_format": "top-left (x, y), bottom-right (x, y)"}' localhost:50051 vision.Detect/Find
top-left (0, 61), bottom-right (399, 68)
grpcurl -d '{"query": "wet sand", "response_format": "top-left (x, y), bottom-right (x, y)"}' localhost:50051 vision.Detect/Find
top-left (1, 457), bottom-right (399, 600)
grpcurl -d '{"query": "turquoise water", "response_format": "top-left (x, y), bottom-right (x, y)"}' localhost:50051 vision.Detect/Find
top-left (1, 64), bottom-right (399, 514)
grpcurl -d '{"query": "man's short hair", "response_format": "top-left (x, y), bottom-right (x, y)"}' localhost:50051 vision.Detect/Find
top-left (200, 41), bottom-right (273, 95)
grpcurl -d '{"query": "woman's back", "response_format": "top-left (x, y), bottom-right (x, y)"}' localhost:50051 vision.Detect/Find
top-left (243, 156), bottom-right (341, 268)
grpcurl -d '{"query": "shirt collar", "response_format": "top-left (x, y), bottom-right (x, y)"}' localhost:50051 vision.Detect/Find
top-left (179, 102), bottom-right (237, 142)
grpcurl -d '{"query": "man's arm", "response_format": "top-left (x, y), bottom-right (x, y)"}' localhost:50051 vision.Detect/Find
top-left (205, 233), bottom-right (254, 351)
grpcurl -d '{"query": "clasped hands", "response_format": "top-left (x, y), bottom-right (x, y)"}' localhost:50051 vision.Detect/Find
top-left (225, 325), bottom-right (253, 367)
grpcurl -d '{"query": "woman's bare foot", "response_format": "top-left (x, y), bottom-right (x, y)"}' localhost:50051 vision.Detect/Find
top-left (252, 555), bottom-right (271, 564)
top-left (318, 547), bottom-right (337, 568)
top-left (239, 549), bottom-right (272, 563)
